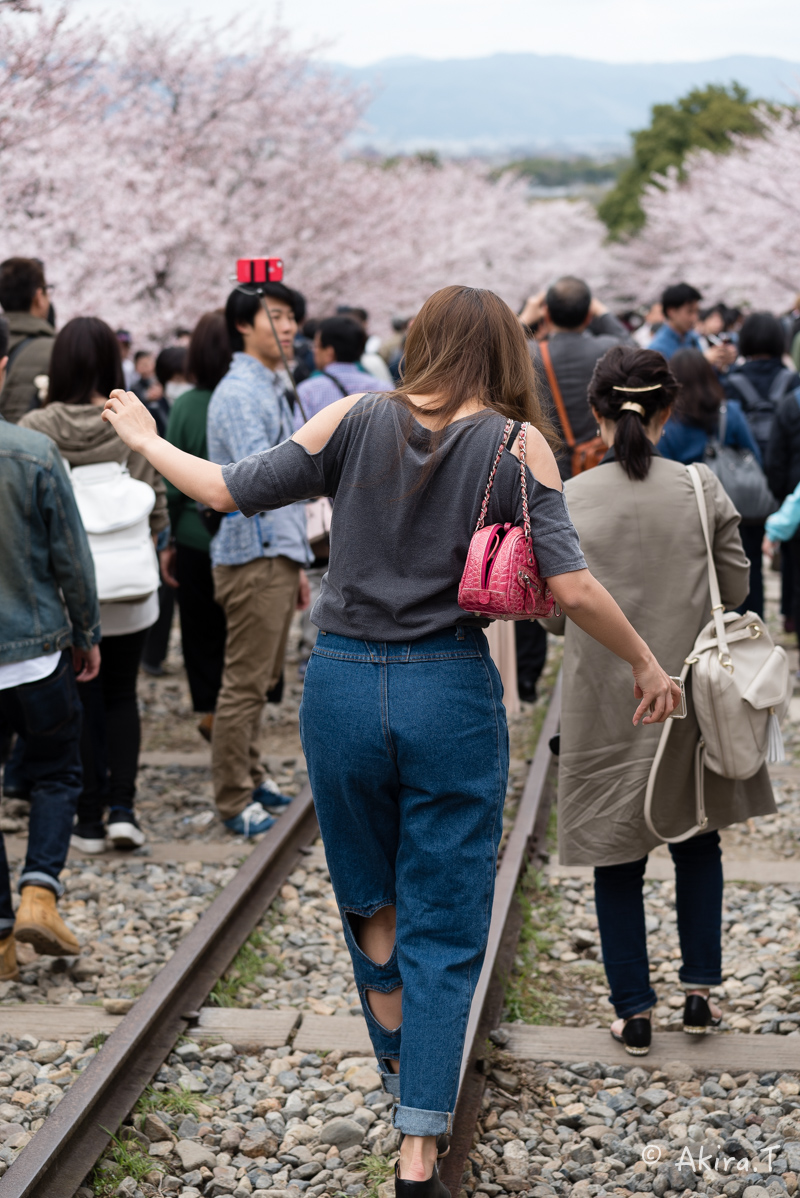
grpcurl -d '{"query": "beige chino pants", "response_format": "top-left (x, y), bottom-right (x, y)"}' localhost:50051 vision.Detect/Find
top-left (211, 555), bottom-right (300, 820)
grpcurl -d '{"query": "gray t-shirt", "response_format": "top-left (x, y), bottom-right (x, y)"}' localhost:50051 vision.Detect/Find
top-left (223, 396), bottom-right (586, 642)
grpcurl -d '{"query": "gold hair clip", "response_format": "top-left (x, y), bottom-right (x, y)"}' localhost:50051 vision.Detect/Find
top-left (612, 384), bottom-right (661, 392)
top-left (619, 401), bottom-right (646, 417)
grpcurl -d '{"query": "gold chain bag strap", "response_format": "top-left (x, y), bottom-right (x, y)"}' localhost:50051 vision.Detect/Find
top-left (644, 464), bottom-right (790, 843)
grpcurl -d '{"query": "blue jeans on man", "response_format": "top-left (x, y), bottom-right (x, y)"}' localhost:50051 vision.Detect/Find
top-left (0, 653), bottom-right (83, 936)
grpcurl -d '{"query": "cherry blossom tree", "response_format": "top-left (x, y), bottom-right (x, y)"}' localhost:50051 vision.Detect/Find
top-left (610, 107), bottom-right (800, 311)
top-left (0, 4), bottom-right (611, 336)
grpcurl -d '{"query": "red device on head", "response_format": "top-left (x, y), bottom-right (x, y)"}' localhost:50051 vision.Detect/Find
top-left (236, 257), bottom-right (284, 285)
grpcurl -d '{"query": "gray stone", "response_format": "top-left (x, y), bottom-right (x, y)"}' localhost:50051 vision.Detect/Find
top-left (175, 1139), bottom-right (217, 1171)
top-left (177, 1116), bottom-right (199, 1139)
top-left (666, 1164), bottom-right (697, 1191)
top-left (637, 1089), bottom-right (669, 1111)
top-left (318, 1119), bottom-right (366, 1150)
top-left (142, 1112), bottom-right (174, 1143)
top-left (783, 1141), bottom-right (800, 1172)
top-left (278, 1071), bottom-right (301, 1092)
top-left (115, 1180), bottom-right (138, 1198)
top-left (702, 1080), bottom-right (728, 1099)
top-left (742, 1188), bottom-right (771, 1198)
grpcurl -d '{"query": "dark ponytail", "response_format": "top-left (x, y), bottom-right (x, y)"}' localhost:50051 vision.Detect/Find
top-left (587, 346), bottom-right (679, 481)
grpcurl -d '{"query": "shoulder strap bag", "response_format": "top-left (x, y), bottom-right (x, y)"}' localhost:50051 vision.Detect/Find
top-left (539, 341), bottom-right (606, 475)
top-left (703, 402), bottom-right (777, 521)
top-left (644, 464), bottom-right (790, 843)
top-left (458, 419), bottom-right (557, 621)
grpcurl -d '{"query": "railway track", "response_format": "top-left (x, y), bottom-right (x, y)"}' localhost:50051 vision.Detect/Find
top-left (10, 665), bottom-right (792, 1198)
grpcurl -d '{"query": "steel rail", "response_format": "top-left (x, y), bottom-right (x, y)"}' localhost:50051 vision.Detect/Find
top-left (0, 784), bottom-right (319, 1198)
top-left (440, 672), bottom-right (562, 1196)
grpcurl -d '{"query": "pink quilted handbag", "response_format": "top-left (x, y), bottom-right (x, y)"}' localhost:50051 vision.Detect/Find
top-left (458, 419), bottom-right (557, 621)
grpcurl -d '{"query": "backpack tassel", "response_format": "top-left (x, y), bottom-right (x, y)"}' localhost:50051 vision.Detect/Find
top-left (767, 707), bottom-right (786, 765)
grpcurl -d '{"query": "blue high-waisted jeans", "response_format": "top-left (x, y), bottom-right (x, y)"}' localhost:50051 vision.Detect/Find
top-left (300, 626), bottom-right (509, 1137)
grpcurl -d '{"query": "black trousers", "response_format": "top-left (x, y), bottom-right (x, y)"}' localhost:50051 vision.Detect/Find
top-left (176, 543), bottom-right (226, 713)
top-left (77, 629), bottom-right (146, 821)
top-left (787, 539), bottom-right (800, 653)
top-left (516, 620), bottom-right (548, 698)
top-left (737, 522), bottom-right (765, 620)
top-left (142, 582), bottom-right (176, 670)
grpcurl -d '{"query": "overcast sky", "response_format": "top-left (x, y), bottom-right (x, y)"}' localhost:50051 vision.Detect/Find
top-left (73, 0), bottom-right (800, 65)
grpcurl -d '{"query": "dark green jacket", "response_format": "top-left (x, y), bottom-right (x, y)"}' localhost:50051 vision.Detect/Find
top-left (0, 312), bottom-right (56, 424)
top-left (165, 388), bottom-right (213, 552)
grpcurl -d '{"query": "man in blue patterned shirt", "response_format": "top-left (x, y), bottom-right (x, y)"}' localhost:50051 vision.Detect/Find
top-left (207, 283), bottom-right (312, 837)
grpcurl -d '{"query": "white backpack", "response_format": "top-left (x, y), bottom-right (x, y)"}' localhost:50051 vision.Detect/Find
top-left (68, 461), bottom-right (159, 603)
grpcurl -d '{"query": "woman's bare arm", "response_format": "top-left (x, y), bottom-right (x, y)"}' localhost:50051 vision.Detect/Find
top-left (102, 390), bottom-right (236, 509)
top-left (102, 388), bottom-right (364, 511)
top-left (547, 568), bottom-right (679, 726)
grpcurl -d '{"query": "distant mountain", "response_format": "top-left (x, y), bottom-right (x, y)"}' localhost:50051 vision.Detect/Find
top-left (333, 53), bottom-right (800, 155)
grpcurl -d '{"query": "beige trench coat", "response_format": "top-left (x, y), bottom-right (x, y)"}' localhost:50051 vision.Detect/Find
top-left (549, 456), bottom-right (776, 867)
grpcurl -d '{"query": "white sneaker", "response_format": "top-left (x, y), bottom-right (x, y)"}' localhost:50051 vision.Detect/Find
top-left (70, 822), bottom-right (107, 854)
top-left (106, 809), bottom-right (146, 850)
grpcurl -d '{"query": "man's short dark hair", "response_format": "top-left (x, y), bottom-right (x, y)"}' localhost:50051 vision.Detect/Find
top-left (134, 350), bottom-right (151, 366)
top-left (545, 277), bottom-right (592, 329)
top-left (738, 312), bottom-right (786, 359)
top-left (0, 257), bottom-right (46, 314)
top-left (318, 316), bottom-right (367, 364)
top-left (0, 315), bottom-right (9, 360)
top-left (224, 283), bottom-right (303, 353)
top-left (337, 305), bottom-right (368, 326)
top-left (661, 282), bottom-right (702, 316)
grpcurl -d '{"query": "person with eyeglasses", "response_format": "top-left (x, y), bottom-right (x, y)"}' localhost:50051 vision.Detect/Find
top-left (0, 258), bottom-right (57, 424)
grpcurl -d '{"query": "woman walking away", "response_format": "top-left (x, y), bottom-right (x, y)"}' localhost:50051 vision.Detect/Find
top-left (101, 285), bottom-right (678, 1196)
top-left (161, 311), bottom-right (231, 741)
top-left (549, 344), bottom-right (776, 1057)
top-left (662, 347), bottom-right (768, 616)
top-left (20, 317), bottom-right (168, 852)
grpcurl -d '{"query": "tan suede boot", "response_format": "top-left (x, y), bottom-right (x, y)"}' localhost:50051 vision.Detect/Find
top-left (0, 933), bottom-right (19, 982)
top-left (14, 885), bottom-right (79, 956)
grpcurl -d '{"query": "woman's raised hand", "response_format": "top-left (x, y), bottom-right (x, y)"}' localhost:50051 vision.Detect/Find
top-left (102, 389), bottom-right (158, 454)
top-left (632, 656), bottom-right (681, 726)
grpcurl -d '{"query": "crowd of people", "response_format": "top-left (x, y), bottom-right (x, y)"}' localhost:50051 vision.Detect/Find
top-left (1, 251), bottom-right (800, 1192)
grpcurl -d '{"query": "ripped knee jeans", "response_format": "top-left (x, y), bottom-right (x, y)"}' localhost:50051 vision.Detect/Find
top-left (299, 627), bottom-right (509, 1137)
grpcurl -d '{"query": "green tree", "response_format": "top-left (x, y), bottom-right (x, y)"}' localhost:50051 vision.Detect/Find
top-left (598, 83), bottom-right (764, 238)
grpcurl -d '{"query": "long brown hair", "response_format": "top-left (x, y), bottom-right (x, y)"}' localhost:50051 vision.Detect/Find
top-left (397, 285), bottom-right (556, 445)
top-left (669, 347), bottom-right (724, 433)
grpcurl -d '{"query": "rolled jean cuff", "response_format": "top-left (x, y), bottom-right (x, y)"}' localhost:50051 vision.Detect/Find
top-left (18, 871), bottom-right (64, 899)
top-left (615, 988), bottom-right (658, 1021)
top-left (679, 968), bottom-right (722, 987)
top-left (392, 1105), bottom-right (452, 1136)
top-left (381, 1071), bottom-right (401, 1099)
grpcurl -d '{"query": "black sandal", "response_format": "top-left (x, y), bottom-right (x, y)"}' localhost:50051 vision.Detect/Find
top-left (610, 1016), bottom-right (651, 1056)
top-left (683, 992), bottom-right (722, 1034)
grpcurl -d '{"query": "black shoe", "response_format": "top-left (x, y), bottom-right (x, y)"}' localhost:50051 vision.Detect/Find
top-left (611, 1016), bottom-right (651, 1056)
top-left (395, 1163), bottom-right (450, 1198)
top-left (683, 993), bottom-right (722, 1034)
top-left (107, 808), bottom-right (146, 850)
top-left (71, 821), bottom-right (107, 854)
top-left (518, 680), bottom-right (538, 703)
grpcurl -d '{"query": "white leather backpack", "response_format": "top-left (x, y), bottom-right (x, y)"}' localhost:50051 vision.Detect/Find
top-left (68, 461), bottom-right (159, 603)
top-left (644, 463), bottom-right (791, 843)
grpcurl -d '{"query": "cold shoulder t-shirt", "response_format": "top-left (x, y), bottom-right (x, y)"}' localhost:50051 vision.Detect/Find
top-left (222, 395), bottom-right (586, 641)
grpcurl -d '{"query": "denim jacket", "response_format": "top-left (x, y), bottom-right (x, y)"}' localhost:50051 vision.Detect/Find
top-left (0, 417), bottom-right (101, 663)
